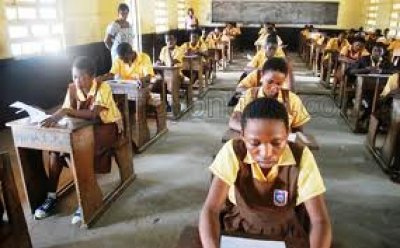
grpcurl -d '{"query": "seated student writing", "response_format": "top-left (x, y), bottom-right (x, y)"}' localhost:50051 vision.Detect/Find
top-left (98, 42), bottom-right (155, 85)
top-left (322, 32), bottom-right (350, 73)
top-left (229, 58), bottom-right (310, 133)
top-left (180, 31), bottom-right (208, 84)
top-left (200, 98), bottom-right (332, 248)
top-left (35, 57), bottom-right (122, 225)
top-left (347, 44), bottom-right (393, 76)
top-left (237, 36), bottom-right (290, 92)
top-left (207, 28), bottom-right (224, 67)
top-left (339, 36), bottom-right (370, 63)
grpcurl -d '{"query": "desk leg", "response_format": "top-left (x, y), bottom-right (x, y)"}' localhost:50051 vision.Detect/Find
top-left (15, 148), bottom-right (47, 213)
top-left (133, 96), bottom-right (150, 149)
top-left (114, 142), bottom-right (134, 182)
top-left (171, 75), bottom-right (181, 118)
top-left (70, 126), bottom-right (103, 226)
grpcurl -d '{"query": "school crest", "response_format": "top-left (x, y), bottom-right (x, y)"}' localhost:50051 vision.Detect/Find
top-left (273, 189), bottom-right (288, 207)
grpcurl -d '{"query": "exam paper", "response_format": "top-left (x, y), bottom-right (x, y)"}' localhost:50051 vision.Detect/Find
top-left (220, 235), bottom-right (286, 248)
top-left (9, 101), bottom-right (49, 123)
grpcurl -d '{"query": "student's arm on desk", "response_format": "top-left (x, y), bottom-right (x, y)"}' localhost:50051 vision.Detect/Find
top-left (41, 106), bottom-right (104, 127)
top-left (199, 177), bottom-right (230, 248)
top-left (305, 195), bottom-right (332, 248)
top-left (229, 112), bottom-right (242, 132)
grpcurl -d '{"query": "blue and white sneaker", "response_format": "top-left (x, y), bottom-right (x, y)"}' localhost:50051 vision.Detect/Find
top-left (34, 197), bottom-right (56, 220)
top-left (71, 207), bottom-right (82, 225)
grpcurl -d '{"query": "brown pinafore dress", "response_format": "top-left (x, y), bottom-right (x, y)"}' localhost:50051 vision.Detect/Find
top-left (221, 139), bottom-right (310, 248)
top-left (67, 82), bottom-right (118, 174)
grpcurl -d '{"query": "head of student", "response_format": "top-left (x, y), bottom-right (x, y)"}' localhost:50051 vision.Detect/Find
top-left (260, 57), bottom-right (288, 98)
top-left (187, 8), bottom-right (194, 16)
top-left (165, 33), bottom-right (176, 48)
top-left (117, 3), bottom-right (129, 21)
top-left (264, 34), bottom-right (279, 58)
top-left (190, 31), bottom-right (199, 45)
top-left (117, 42), bottom-right (136, 64)
top-left (338, 31), bottom-right (346, 40)
top-left (351, 36), bottom-right (366, 52)
top-left (240, 98), bottom-right (289, 169)
top-left (371, 44), bottom-right (385, 60)
top-left (72, 56), bottom-right (96, 90)
top-left (214, 27), bottom-right (220, 34)
top-left (384, 28), bottom-right (390, 36)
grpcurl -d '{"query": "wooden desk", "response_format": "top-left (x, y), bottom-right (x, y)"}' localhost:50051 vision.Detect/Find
top-left (313, 44), bottom-right (325, 76)
top-left (153, 65), bottom-right (193, 120)
top-left (183, 55), bottom-right (208, 97)
top-left (367, 95), bottom-right (400, 172)
top-left (0, 152), bottom-right (32, 247)
top-left (221, 129), bottom-right (320, 150)
top-left (320, 51), bottom-right (339, 88)
top-left (108, 80), bottom-right (168, 152)
top-left (341, 74), bottom-right (389, 133)
top-left (207, 48), bottom-right (222, 81)
top-left (6, 116), bottom-right (135, 228)
top-left (332, 59), bottom-right (353, 107)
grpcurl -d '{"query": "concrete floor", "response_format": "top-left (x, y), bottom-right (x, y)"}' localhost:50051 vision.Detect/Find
top-left (1, 53), bottom-right (400, 248)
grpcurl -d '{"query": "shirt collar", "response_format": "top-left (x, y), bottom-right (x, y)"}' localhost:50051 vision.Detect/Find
top-left (76, 80), bottom-right (97, 101)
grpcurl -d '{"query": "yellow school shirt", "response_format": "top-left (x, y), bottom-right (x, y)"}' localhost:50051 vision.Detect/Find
top-left (340, 45), bottom-right (370, 59)
top-left (233, 88), bottom-right (311, 129)
top-left (159, 45), bottom-right (183, 65)
top-left (207, 32), bottom-right (222, 49)
top-left (110, 53), bottom-right (155, 80)
top-left (325, 38), bottom-right (350, 52)
top-left (237, 70), bottom-right (290, 90)
top-left (180, 41), bottom-right (208, 54)
top-left (248, 48), bottom-right (286, 69)
top-left (388, 40), bottom-right (400, 51)
top-left (209, 139), bottom-right (326, 206)
top-left (62, 80), bottom-right (122, 124)
top-left (381, 73), bottom-right (399, 97)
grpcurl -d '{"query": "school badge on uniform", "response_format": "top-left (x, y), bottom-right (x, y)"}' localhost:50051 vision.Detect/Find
top-left (273, 189), bottom-right (288, 207)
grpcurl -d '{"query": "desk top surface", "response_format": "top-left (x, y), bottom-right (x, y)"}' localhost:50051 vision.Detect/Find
top-left (6, 117), bottom-right (95, 133)
top-left (356, 73), bottom-right (391, 79)
top-left (153, 65), bottom-right (181, 70)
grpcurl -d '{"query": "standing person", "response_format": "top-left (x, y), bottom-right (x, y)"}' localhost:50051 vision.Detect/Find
top-left (185, 8), bottom-right (199, 38)
top-left (104, 3), bottom-right (135, 62)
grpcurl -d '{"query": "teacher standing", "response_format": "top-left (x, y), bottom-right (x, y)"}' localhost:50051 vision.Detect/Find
top-left (185, 8), bottom-right (199, 33)
top-left (104, 3), bottom-right (135, 62)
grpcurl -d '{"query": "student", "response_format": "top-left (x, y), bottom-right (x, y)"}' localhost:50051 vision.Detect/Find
top-left (104, 3), bottom-right (134, 62)
top-left (237, 38), bottom-right (290, 92)
top-left (229, 58), bottom-right (310, 133)
top-left (324, 32), bottom-right (350, 56)
top-left (381, 72), bottom-right (400, 97)
top-left (180, 31), bottom-right (208, 84)
top-left (255, 25), bottom-right (283, 49)
top-left (339, 36), bottom-right (370, 62)
top-left (156, 33), bottom-right (183, 67)
top-left (347, 45), bottom-right (393, 76)
top-left (35, 57), bottom-right (122, 224)
top-left (98, 42), bottom-right (155, 84)
top-left (247, 33), bottom-right (285, 71)
top-left (200, 98), bottom-right (332, 248)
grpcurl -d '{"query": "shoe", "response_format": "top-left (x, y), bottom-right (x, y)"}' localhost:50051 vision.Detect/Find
top-left (34, 197), bottom-right (57, 220)
top-left (71, 208), bottom-right (82, 225)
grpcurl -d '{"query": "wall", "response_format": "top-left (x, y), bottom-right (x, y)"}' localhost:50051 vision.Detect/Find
top-left (192, 0), bottom-right (366, 30)
top-left (0, 0), bottom-right (11, 59)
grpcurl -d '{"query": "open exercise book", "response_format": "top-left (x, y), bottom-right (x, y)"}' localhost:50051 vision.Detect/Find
top-left (221, 235), bottom-right (286, 248)
top-left (9, 101), bottom-right (66, 125)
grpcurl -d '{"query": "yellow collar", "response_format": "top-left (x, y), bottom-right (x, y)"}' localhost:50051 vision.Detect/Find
top-left (76, 80), bottom-right (97, 102)
top-left (257, 88), bottom-right (285, 99)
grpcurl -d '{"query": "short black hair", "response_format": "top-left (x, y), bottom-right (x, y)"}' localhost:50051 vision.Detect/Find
top-left (352, 36), bottom-right (366, 44)
top-left (261, 57), bottom-right (289, 75)
top-left (72, 56), bottom-right (96, 77)
top-left (241, 98), bottom-right (289, 131)
top-left (118, 3), bottom-right (129, 12)
top-left (117, 42), bottom-right (133, 57)
top-left (165, 32), bottom-right (176, 38)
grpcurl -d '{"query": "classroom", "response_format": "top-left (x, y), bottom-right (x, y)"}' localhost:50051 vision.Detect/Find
top-left (0, 0), bottom-right (400, 247)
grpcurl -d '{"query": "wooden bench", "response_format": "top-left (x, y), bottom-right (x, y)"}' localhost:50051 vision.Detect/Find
top-left (6, 94), bottom-right (135, 228)
top-left (341, 74), bottom-right (389, 133)
top-left (320, 51), bottom-right (339, 88)
top-left (0, 152), bottom-right (32, 247)
top-left (331, 59), bottom-right (353, 107)
top-left (108, 80), bottom-right (168, 152)
top-left (153, 65), bottom-right (193, 120)
top-left (221, 129), bottom-right (320, 150)
top-left (367, 95), bottom-right (400, 172)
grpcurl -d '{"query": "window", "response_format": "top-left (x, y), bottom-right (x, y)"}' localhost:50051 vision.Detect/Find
top-left (177, 0), bottom-right (187, 29)
top-left (4, 0), bottom-right (64, 57)
top-left (365, 0), bottom-right (380, 31)
top-left (155, 0), bottom-right (168, 33)
top-left (128, 0), bottom-right (141, 51)
top-left (390, 1), bottom-right (400, 38)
